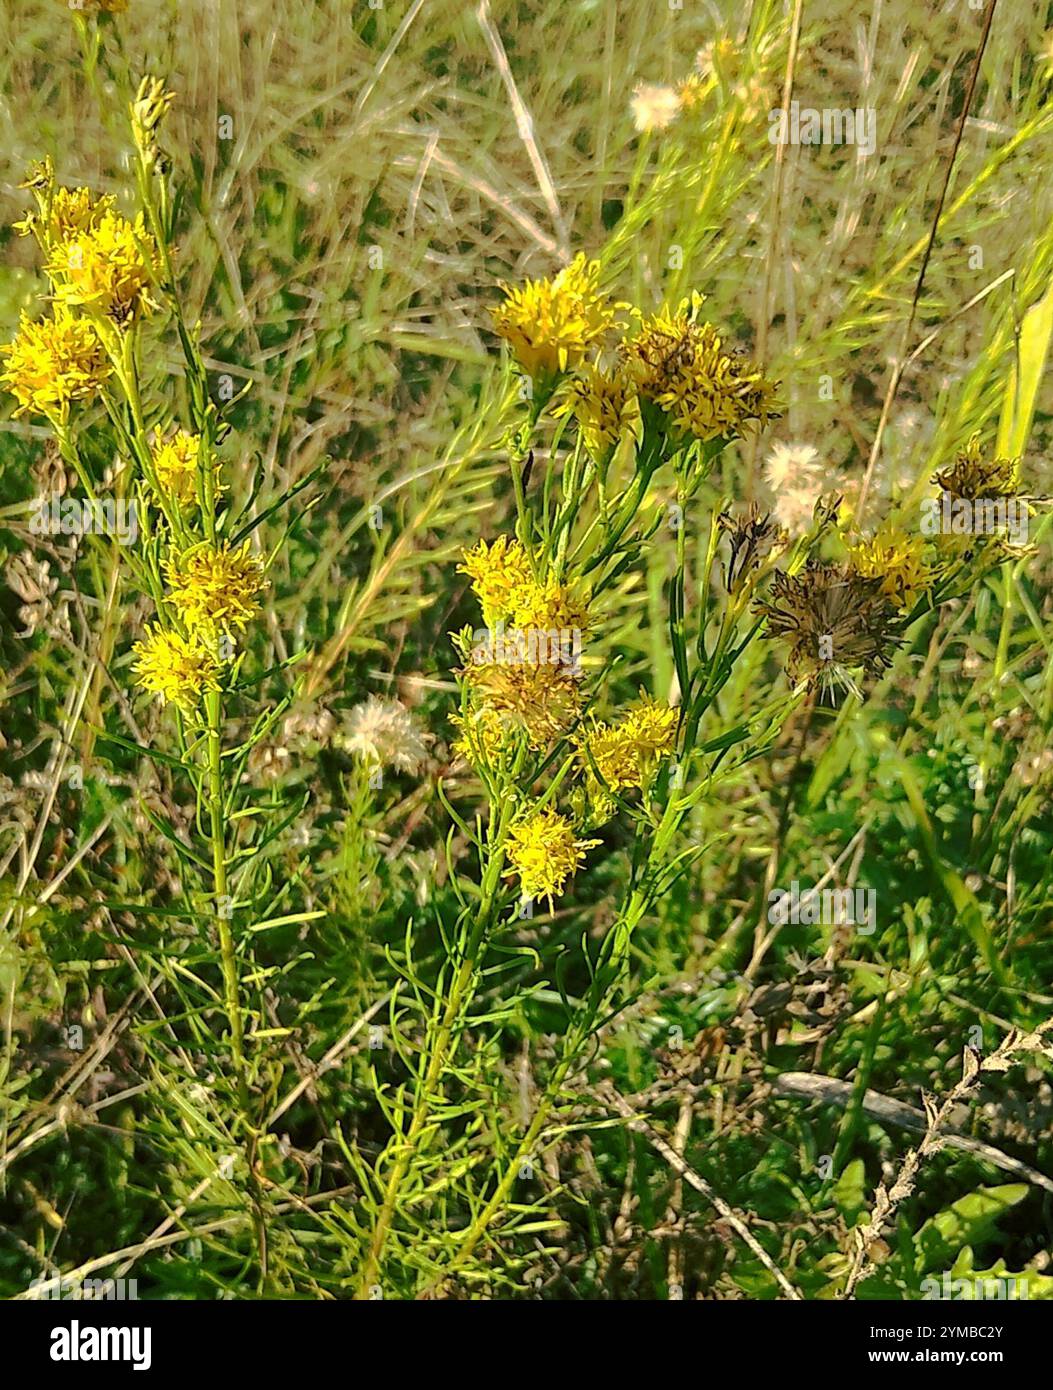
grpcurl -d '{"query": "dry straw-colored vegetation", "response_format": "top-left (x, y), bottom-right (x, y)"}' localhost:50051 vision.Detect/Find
top-left (0, 0), bottom-right (1051, 1301)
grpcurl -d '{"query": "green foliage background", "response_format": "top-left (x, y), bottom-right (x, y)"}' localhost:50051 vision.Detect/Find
top-left (0, 0), bottom-right (1051, 1300)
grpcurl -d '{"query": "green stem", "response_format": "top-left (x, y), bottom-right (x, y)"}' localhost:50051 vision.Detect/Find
top-left (205, 682), bottom-right (268, 1283)
top-left (435, 887), bottom-right (650, 1290)
top-left (205, 687), bottom-right (246, 1095)
top-left (355, 789), bottom-right (519, 1297)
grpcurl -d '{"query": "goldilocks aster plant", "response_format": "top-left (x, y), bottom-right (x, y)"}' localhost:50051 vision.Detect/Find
top-left (350, 261), bottom-right (1018, 1296)
top-left (1, 78), bottom-right (313, 1275)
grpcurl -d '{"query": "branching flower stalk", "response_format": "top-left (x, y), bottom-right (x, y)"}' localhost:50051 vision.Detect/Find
top-left (354, 276), bottom-right (789, 1293)
top-left (0, 71), bottom-right (307, 1280)
top-left (356, 768), bottom-right (525, 1296)
top-left (352, 264), bottom-right (1015, 1296)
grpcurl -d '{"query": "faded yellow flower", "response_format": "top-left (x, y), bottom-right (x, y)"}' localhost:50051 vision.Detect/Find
top-left (620, 292), bottom-right (780, 442)
top-left (676, 75), bottom-right (708, 113)
top-left (696, 37), bottom-right (738, 79)
top-left (503, 808), bottom-right (599, 908)
top-left (934, 434), bottom-right (1020, 500)
top-left (132, 626), bottom-right (219, 713)
top-left (1, 307), bottom-right (110, 420)
top-left (555, 365), bottom-right (642, 464)
top-left (846, 523), bottom-right (932, 610)
top-left (491, 254), bottom-right (623, 386)
top-left (463, 659), bottom-right (581, 748)
top-left (163, 541), bottom-right (265, 636)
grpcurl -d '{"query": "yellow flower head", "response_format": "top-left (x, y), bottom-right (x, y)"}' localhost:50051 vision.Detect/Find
top-left (459, 535), bottom-right (533, 625)
top-left (16, 184), bottom-right (117, 250)
top-left (463, 659), bottom-right (581, 748)
top-left (503, 808), bottom-right (599, 909)
top-left (578, 694), bottom-right (677, 793)
top-left (620, 292), bottom-right (780, 442)
top-left (1, 307), bottom-right (110, 420)
top-left (554, 365), bottom-right (642, 464)
top-left (934, 433), bottom-right (1020, 500)
top-left (676, 75), bottom-right (708, 113)
top-left (846, 522), bottom-right (932, 610)
top-left (47, 209), bottom-right (160, 322)
top-left (578, 719), bottom-right (639, 793)
top-left (163, 541), bottom-right (265, 635)
top-left (491, 254), bottom-right (623, 386)
top-left (151, 428), bottom-right (209, 508)
top-left (510, 574), bottom-right (591, 635)
top-left (621, 693), bottom-right (679, 761)
top-left (451, 705), bottom-right (518, 769)
top-left (132, 625), bottom-right (219, 713)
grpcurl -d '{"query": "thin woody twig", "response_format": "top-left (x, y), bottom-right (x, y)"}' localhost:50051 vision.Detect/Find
top-left (841, 1020), bottom-right (1053, 1298)
top-left (600, 1082), bottom-right (804, 1300)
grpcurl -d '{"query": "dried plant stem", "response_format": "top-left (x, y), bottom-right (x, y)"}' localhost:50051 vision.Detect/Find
top-left (842, 1021), bottom-right (1053, 1298)
top-left (601, 1083), bottom-right (803, 1300)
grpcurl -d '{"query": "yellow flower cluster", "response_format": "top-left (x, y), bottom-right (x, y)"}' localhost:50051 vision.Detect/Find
top-left (132, 626), bottom-right (219, 714)
top-left (458, 535), bottom-right (533, 627)
top-left (151, 428), bottom-right (215, 509)
top-left (0, 307), bottom-right (110, 421)
top-left (491, 254), bottom-right (623, 387)
top-left (15, 182), bottom-right (116, 250)
top-left (554, 365), bottom-right (642, 465)
top-left (578, 694), bottom-right (678, 796)
top-left (457, 536), bottom-right (589, 749)
top-left (503, 809), bottom-right (600, 909)
top-left (47, 206), bottom-right (159, 323)
top-left (620, 293), bottom-right (780, 442)
top-left (494, 270), bottom-right (777, 463)
top-left (509, 572), bottom-right (590, 634)
top-left (3, 168), bottom-right (161, 419)
top-left (163, 541), bottom-right (266, 637)
top-left (133, 543), bottom-right (265, 713)
top-left (455, 541), bottom-right (678, 905)
top-left (846, 523), bottom-right (932, 610)
top-left (459, 536), bottom-right (588, 632)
